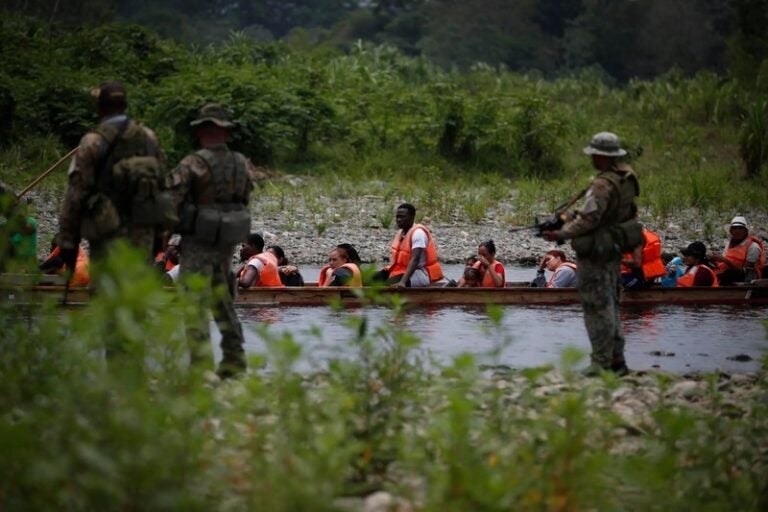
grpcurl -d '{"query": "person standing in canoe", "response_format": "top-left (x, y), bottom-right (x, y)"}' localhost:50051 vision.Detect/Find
top-left (373, 203), bottom-right (446, 287)
top-left (165, 103), bottom-right (256, 379)
top-left (542, 131), bottom-right (642, 377)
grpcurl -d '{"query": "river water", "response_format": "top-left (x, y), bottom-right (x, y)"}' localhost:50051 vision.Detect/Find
top-left (214, 265), bottom-right (768, 374)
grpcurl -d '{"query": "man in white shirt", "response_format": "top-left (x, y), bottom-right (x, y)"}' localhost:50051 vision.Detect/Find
top-left (373, 203), bottom-right (445, 287)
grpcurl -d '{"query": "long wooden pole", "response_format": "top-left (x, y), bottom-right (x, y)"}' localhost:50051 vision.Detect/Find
top-left (16, 146), bottom-right (78, 199)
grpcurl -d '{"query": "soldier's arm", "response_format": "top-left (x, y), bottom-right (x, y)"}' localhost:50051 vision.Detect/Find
top-left (164, 155), bottom-right (200, 211)
top-left (557, 178), bottom-right (615, 240)
top-left (58, 133), bottom-right (102, 249)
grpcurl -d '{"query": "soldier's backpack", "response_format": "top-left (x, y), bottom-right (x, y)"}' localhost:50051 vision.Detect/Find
top-left (82, 119), bottom-right (176, 241)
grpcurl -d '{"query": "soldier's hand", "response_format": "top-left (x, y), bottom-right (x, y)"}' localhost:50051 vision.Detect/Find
top-left (541, 230), bottom-right (561, 242)
top-left (60, 247), bottom-right (78, 276)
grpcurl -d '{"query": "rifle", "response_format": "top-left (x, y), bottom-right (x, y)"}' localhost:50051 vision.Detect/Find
top-left (16, 146), bottom-right (78, 199)
top-left (508, 212), bottom-right (574, 244)
top-left (508, 184), bottom-right (590, 241)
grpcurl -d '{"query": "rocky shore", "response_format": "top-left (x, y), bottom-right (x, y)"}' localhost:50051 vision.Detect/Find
top-left (24, 183), bottom-right (768, 266)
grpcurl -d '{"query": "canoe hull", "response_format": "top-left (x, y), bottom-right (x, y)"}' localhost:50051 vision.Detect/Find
top-left (3, 281), bottom-right (768, 307)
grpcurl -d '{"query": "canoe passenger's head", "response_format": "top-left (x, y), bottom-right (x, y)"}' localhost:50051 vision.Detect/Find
top-left (240, 232), bottom-right (264, 261)
top-left (396, 203), bottom-right (416, 231)
top-left (267, 245), bottom-right (287, 265)
top-left (543, 249), bottom-right (567, 272)
top-left (463, 267), bottom-right (482, 287)
top-left (478, 240), bottom-right (496, 259)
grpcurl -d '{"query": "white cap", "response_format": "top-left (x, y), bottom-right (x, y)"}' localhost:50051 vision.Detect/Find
top-left (730, 216), bottom-right (748, 228)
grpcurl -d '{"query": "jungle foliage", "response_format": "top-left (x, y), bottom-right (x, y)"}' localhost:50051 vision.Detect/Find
top-left (0, 16), bottom-right (767, 222)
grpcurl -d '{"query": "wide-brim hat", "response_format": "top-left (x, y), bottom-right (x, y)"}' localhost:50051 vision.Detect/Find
top-left (729, 215), bottom-right (748, 228)
top-left (190, 103), bottom-right (235, 128)
top-left (583, 131), bottom-right (627, 157)
top-left (681, 241), bottom-right (707, 259)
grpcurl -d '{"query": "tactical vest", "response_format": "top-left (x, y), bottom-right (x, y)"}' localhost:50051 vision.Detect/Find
top-left (182, 146), bottom-right (251, 248)
top-left (81, 118), bottom-right (173, 241)
top-left (571, 163), bottom-right (643, 260)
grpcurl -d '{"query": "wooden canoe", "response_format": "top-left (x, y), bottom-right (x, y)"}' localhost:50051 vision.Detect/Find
top-left (3, 274), bottom-right (768, 307)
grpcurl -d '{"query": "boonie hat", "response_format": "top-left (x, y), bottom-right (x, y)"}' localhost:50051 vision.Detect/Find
top-left (681, 241), bottom-right (707, 259)
top-left (730, 215), bottom-right (748, 228)
top-left (190, 103), bottom-right (235, 128)
top-left (583, 131), bottom-right (627, 157)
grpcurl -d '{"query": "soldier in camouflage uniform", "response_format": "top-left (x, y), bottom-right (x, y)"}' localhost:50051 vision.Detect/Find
top-left (543, 132), bottom-right (639, 376)
top-left (165, 104), bottom-right (256, 379)
top-left (58, 81), bottom-right (165, 271)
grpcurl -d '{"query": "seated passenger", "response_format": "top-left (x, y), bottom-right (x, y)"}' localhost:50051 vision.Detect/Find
top-left (318, 244), bottom-right (363, 287)
top-left (473, 240), bottom-right (506, 287)
top-left (533, 249), bottom-right (577, 288)
top-left (709, 216), bottom-right (765, 284)
top-left (372, 203), bottom-right (445, 287)
top-left (267, 245), bottom-right (305, 286)
top-left (39, 240), bottom-right (90, 287)
top-left (238, 233), bottom-right (284, 288)
top-left (458, 267), bottom-right (483, 288)
top-left (677, 241), bottom-right (718, 287)
top-left (620, 227), bottom-right (666, 289)
top-left (155, 234), bottom-right (181, 272)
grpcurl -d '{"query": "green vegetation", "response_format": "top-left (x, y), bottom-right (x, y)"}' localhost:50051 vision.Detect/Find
top-left (2, 245), bottom-right (767, 510)
top-left (1, 18), bottom-right (766, 228)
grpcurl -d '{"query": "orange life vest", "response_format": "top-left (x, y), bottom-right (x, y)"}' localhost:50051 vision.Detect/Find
top-left (319, 263), bottom-right (362, 287)
top-left (45, 245), bottom-right (90, 287)
top-left (621, 229), bottom-right (665, 280)
top-left (154, 252), bottom-right (177, 271)
top-left (317, 264), bottom-right (332, 286)
top-left (718, 236), bottom-right (765, 277)
top-left (472, 260), bottom-right (506, 288)
top-left (676, 264), bottom-right (719, 287)
top-left (387, 224), bottom-right (444, 282)
top-left (547, 261), bottom-right (577, 288)
top-left (242, 252), bottom-right (284, 287)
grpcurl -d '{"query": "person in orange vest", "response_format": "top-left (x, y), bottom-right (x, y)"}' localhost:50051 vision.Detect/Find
top-left (237, 233), bottom-right (284, 288)
top-left (709, 216), bottom-right (765, 285)
top-left (475, 240), bottom-right (506, 287)
top-left (457, 241), bottom-right (505, 287)
top-left (154, 234), bottom-right (181, 272)
top-left (39, 239), bottom-right (90, 287)
top-left (620, 227), bottom-right (666, 289)
top-left (318, 243), bottom-right (363, 287)
top-left (373, 203), bottom-right (445, 287)
top-left (532, 249), bottom-right (578, 288)
top-left (676, 241), bottom-right (718, 287)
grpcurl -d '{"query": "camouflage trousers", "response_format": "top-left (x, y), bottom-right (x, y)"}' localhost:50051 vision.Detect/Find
top-left (576, 257), bottom-right (625, 368)
top-left (180, 241), bottom-right (246, 374)
top-left (89, 226), bottom-right (156, 264)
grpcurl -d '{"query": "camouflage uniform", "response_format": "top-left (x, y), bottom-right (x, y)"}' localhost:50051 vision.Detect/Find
top-left (58, 114), bottom-right (164, 260)
top-left (165, 122), bottom-right (256, 376)
top-left (557, 134), bottom-right (639, 372)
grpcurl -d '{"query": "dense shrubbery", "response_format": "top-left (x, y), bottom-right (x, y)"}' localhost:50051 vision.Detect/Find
top-left (1, 245), bottom-right (767, 510)
top-left (1, 17), bottom-right (767, 220)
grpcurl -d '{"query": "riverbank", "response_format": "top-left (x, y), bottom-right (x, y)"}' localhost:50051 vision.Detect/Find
top-left (24, 178), bottom-right (768, 265)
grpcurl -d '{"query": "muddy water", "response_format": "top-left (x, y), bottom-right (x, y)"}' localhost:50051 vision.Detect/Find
top-left (218, 265), bottom-right (768, 374)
